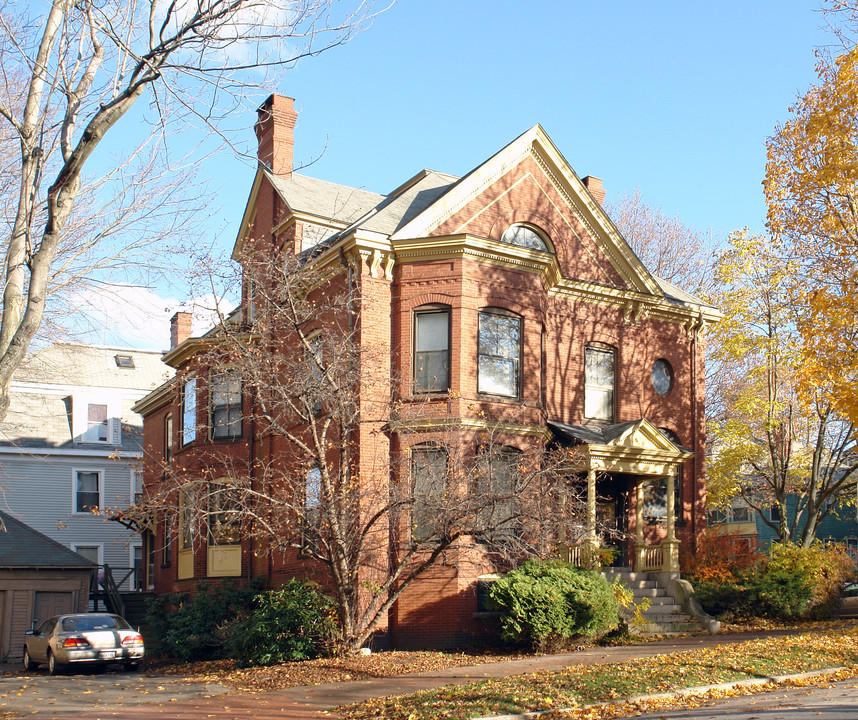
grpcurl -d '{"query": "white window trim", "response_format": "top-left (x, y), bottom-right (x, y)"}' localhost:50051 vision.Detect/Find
top-left (72, 395), bottom-right (122, 445)
top-left (71, 467), bottom-right (105, 515)
top-left (130, 467), bottom-right (142, 505)
top-left (71, 542), bottom-right (103, 565)
top-left (130, 542), bottom-right (143, 590)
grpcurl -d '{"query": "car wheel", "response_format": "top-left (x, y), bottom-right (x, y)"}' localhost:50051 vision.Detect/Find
top-left (22, 647), bottom-right (38, 671)
top-left (123, 662), bottom-right (139, 672)
top-left (47, 651), bottom-right (62, 676)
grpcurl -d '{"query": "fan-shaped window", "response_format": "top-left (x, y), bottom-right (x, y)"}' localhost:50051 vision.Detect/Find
top-left (500, 224), bottom-right (549, 252)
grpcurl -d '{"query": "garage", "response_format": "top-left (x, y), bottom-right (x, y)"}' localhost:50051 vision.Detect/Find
top-left (0, 511), bottom-right (93, 662)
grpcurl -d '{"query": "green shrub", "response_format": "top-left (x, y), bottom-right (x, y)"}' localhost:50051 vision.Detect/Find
top-left (223, 579), bottom-right (338, 666)
top-left (767, 541), bottom-right (855, 618)
top-left (690, 541), bottom-right (856, 621)
top-left (488, 559), bottom-right (618, 650)
top-left (146, 579), bottom-right (262, 661)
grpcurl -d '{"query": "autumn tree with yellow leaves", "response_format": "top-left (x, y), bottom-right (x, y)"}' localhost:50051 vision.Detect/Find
top-left (706, 230), bottom-right (857, 546)
top-left (764, 5), bottom-right (858, 428)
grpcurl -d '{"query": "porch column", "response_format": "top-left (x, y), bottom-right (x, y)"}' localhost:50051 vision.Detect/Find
top-left (584, 467), bottom-right (598, 568)
top-left (634, 478), bottom-right (644, 572)
top-left (662, 470), bottom-right (680, 573)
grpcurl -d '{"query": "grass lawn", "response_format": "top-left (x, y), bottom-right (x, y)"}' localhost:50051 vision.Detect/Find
top-left (339, 628), bottom-right (858, 719)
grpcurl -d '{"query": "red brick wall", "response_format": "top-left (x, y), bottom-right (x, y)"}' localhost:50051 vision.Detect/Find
top-left (140, 153), bottom-right (710, 648)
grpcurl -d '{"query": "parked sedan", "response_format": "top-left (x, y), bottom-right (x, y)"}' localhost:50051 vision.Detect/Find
top-left (838, 582), bottom-right (858, 618)
top-left (23, 613), bottom-right (144, 675)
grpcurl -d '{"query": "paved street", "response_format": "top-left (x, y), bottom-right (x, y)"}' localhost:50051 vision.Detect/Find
top-left (625, 677), bottom-right (858, 720)
top-left (0, 628), bottom-right (856, 719)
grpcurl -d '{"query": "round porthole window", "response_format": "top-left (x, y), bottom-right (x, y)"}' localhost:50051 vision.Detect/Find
top-left (651, 359), bottom-right (673, 396)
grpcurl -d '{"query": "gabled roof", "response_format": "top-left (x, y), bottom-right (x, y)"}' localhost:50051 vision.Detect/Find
top-left (389, 124), bottom-right (662, 297)
top-left (0, 510), bottom-right (95, 569)
top-left (234, 125), bottom-right (717, 314)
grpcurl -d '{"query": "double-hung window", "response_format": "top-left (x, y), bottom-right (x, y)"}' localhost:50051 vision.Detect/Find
top-left (75, 469), bottom-right (101, 513)
top-left (413, 308), bottom-right (450, 392)
top-left (87, 404), bottom-right (108, 441)
top-left (411, 446), bottom-right (447, 541)
top-left (478, 310), bottom-right (521, 397)
top-left (210, 372), bottom-right (242, 439)
top-left (182, 378), bottom-right (197, 445)
top-left (475, 447), bottom-right (520, 538)
top-left (584, 344), bottom-right (615, 422)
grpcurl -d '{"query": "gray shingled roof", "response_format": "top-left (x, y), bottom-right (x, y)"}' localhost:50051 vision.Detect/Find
top-left (653, 276), bottom-right (715, 310)
top-left (266, 171), bottom-right (385, 226)
top-left (0, 510), bottom-right (95, 568)
top-left (14, 343), bottom-right (169, 390)
top-left (357, 171), bottom-right (457, 235)
top-left (548, 420), bottom-right (692, 453)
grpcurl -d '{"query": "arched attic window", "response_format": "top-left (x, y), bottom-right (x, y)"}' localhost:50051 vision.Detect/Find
top-left (500, 224), bottom-right (550, 252)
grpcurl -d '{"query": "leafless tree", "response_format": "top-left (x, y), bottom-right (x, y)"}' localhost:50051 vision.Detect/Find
top-left (130, 249), bottom-right (593, 652)
top-left (0, 0), bottom-right (376, 420)
top-left (606, 188), bottom-right (718, 296)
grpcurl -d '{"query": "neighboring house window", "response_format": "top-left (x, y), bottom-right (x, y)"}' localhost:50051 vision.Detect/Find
top-left (74, 469), bottom-right (102, 513)
top-left (87, 403), bottom-right (108, 442)
top-left (478, 310), bottom-right (521, 398)
top-left (182, 378), bottom-right (197, 445)
top-left (131, 468), bottom-right (143, 505)
top-left (584, 344), bottom-right (615, 422)
top-left (500, 224), bottom-right (549, 252)
top-left (72, 544), bottom-right (101, 565)
top-left (770, 505), bottom-right (781, 522)
top-left (132, 544), bottom-right (144, 590)
top-left (413, 308), bottom-right (450, 392)
top-left (411, 446), bottom-right (447, 541)
top-left (165, 414), bottom-right (173, 464)
top-left (210, 371), bottom-right (242, 439)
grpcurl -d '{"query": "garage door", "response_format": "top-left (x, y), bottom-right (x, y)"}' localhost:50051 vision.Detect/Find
top-left (33, 592), bottom-right (73, 623)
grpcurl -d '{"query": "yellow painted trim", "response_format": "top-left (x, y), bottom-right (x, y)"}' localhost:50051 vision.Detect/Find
top-left (206, 545), bottom-right (242, 577)
top-left (177, 549), bottom-right (193, 580)
top-left (390, 416), bottom-right (552, 439)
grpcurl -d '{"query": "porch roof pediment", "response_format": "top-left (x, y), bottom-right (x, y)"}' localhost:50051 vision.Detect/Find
top-left (549, 419), bottom-right (693, 476)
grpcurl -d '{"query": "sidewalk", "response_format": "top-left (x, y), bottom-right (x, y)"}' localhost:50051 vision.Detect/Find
top-left (0, 628), bottom-right (843, 720)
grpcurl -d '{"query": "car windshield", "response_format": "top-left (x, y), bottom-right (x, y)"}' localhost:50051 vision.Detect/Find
top-left (61, 615), bottom-right (131, 632)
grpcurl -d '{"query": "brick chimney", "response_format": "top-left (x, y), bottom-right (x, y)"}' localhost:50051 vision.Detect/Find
top-left (170, 311), bottom-right (192, 349)
top-left (582, 175), bottom-right (606, 205)
top-left (254, 94), bottom-right (298, 177)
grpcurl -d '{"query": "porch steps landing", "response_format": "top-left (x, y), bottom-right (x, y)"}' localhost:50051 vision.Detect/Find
top-left (603, 568), bottom-right (707, 635)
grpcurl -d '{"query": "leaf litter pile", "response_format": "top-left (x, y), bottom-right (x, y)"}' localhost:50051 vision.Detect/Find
top-left (339, 628), bottom-right (858, 719)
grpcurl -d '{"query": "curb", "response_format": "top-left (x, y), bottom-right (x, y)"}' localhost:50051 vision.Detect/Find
top-left (474, 666), bottom-right (849, 720)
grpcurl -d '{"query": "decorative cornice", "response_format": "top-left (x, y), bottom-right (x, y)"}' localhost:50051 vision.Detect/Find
top-left (389, 416), bottom-right (552, 439)
top-left (131, 377), bottom-right (176, 416)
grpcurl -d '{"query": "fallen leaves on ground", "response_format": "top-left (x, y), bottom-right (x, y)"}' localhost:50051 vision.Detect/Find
top-left (144, 649), bottom-right (530, 693)
top-left (339, 627), bottom-right (858, 720)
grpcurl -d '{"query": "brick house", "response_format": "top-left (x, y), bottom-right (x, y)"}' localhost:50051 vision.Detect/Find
top-left (134, 95), bottom-right (719, 648)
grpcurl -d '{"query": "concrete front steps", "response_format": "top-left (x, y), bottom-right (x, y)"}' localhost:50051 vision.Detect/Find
top-left (603, 567), bottom-right (714, 635)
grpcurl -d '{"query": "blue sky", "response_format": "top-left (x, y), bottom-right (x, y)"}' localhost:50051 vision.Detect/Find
top-left (87, 0), bottom-right (835, 348)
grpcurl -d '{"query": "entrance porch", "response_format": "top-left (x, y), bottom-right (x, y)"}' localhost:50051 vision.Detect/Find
top-left (549, 419), bottom-right (693, 575)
